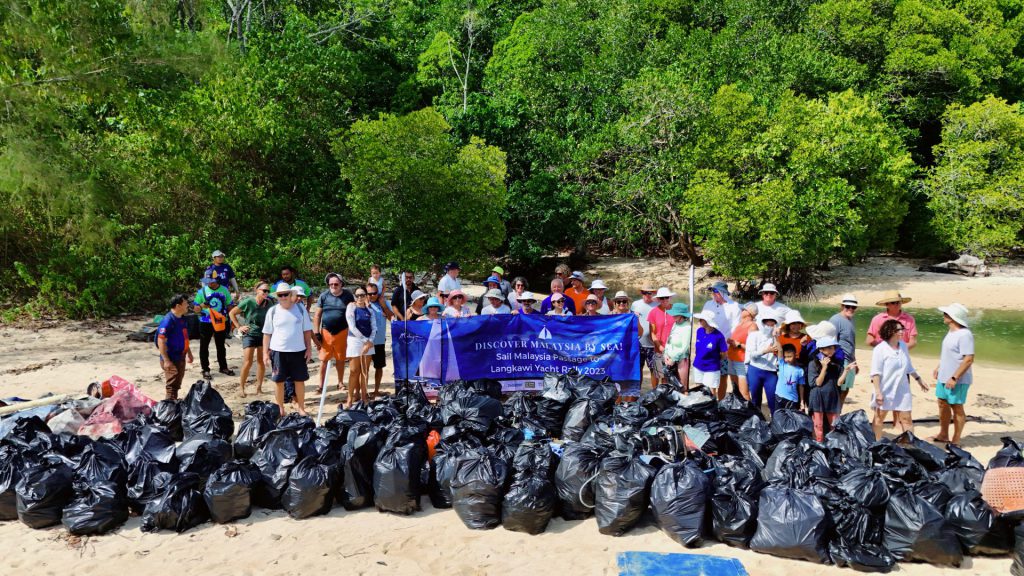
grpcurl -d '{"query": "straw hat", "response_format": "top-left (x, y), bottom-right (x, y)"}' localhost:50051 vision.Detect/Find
top-left (938, 303), bottom-right (970, 327)
top-left (876, 290), bottom-right (911, 305)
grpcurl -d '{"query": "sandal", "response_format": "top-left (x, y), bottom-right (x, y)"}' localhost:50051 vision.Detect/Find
top-left (928, 435), bottom-right (951, 444)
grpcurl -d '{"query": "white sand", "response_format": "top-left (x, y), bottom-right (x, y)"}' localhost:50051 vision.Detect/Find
top-left (0, 257), bottom-right (1021, 574)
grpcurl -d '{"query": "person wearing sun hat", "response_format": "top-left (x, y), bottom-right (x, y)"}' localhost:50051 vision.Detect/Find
top-left (512, 291), bottom-right (538, 314)
top-left (490, 265), bottom-right (512, 299)
top-left (476, 275), bottom-right (504, 315)
top-left (632, 282), bottom-right (659, 387)
top-left (867, 290), bottom-right (917, 349)
top-left (829, 293), bottom-right (861, 403)
top-left (481, 288), bottom-right (512, 315)
top-left (546, 292), bottom-right (572, 316)
top-left (647, 287), bottom-right (677, 386)
top-left (691, 310), bottom-right (729, 398)
top-left (807, 334), bottom-right (855, 441)
top-left (932, 303), bottom-right (975, 445)
top-left (442, 288), bottom-right (473, 318)
top-left (419, 296), bottom-right (443, 321)
top-left (754, 282), bottom-right (791, 329)
top-left (745, 308), bottom-right (781, 412)
top-left (662, 303), bottom-right (693, 392)
top-left (580, 293), bottom-right (603, 316)
top-left (404, 290), bottom-right (428, 320)
top-left (589, 279), bottom-right (611, 314)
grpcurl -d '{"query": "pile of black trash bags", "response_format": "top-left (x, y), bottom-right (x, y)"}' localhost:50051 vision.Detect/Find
top-left (3, 375), bottom-right (1024, 572)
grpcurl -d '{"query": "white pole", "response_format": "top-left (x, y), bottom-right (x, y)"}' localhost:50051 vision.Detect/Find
top-left (316, 359), bottom-right (333, 425)
top-left (687, 264), bottom-right (695, 383)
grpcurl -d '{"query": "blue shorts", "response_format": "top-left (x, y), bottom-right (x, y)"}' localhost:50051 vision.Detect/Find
top-left (726, 360), bottom-right (747, 377)
top-left (936, 381), bottom-right (970, 405)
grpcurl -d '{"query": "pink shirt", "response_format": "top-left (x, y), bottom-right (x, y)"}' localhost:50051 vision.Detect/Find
top-left (647, 307), bottom-right (674, 347)
top-left (867, 311), bottom-right (917, 346)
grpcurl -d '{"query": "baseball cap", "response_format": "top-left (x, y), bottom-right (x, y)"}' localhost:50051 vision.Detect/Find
top-left (211, 250), bottom-right (225, 258)
top-left (445, 261), bottom-right (460, 271)
top-left (570, 271), bottom-right (585, 281)
top-left (550, 292), bottom-right (564, 302)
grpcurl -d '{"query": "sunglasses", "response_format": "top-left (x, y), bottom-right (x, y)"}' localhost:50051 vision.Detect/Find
top-left (586, 301), bottom-right (598, 306)
top-left (657, 296), bottom-right (670, 300)
top-left (259, 289), bottom-right (270, 293)
top-left (614, 300), bottom-right (629, 304)
top-left (515, 283), bottom-right (524, 287)
top-left (451, 295), bottom-right (464, 301)
top-left (844, 305), bottom-right (858, 310)
top-left (367, 291), bottom-right (378, 296)
top-left (641, 291), bottom-right (654, 296)
top-left (355, 293), bottom-right (368, 298)
top-left (328, 283), bottom-right (341, 287)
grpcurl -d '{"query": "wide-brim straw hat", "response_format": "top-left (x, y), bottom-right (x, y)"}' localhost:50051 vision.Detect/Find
top-left (876, 290), bottom-right (911, 305)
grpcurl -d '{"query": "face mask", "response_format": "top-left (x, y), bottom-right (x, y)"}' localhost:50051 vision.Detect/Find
top-left (761, 325), bottom-right (774, 336)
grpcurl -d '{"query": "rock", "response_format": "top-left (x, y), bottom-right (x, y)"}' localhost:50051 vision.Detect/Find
top-left (921, 255), bottom-right (989, 277)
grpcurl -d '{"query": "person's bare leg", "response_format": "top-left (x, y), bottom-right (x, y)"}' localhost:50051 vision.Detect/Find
top-left (337, 358), bottom-right (347, 392)
top-left (872, 410), bottom-right (886, 441)
top-left (839, 389), bottom-right (850, 405)
top-left (897, 411), bottom-right (913, 436)
top-left (294, 380), bottom-right (308, 416)
top-left (737, 376), bottom-right (750, 401)
top-left (717, 375), bottom-right (728, 400)
top-left (275, 382), bottom-right (286, 417)
top-left (951, 404), bottom-right (967, 445)
top-left (933, 399), bottom-right (952, 442)
top-left (255, 351), bottom-right (265, 394)
top-left (316, 359), bottom-right (328, 394)
top-left (346, 357), bottom-right (359, 408)
top-left (679, 361), bottom-right (690, 391)
top-left (374, 366), bottom-right (383, 396)
top-left (360, 357), bottom-right (371, 403)
top-left (239, 348), bottom-right (254, 397)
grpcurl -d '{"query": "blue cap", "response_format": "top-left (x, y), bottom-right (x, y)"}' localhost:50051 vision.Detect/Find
top-left (201, 269), bottom-right (219, 286)
top-left (484, 275), bottom-right (501, 286)
top-left (425, 297), bottom-right (442, 310)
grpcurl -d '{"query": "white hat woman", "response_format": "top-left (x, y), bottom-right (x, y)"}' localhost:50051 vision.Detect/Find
top-left (870, 318), bottom-right (927, 440)
top-left (589, 279), bottom-right (610, 314)
top-left (405, 290), bottom-right (428, 321)
top-left (931, 303), bottom-right (975, 445)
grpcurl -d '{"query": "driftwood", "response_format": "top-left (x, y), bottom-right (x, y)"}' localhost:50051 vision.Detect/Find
top-left (0, 394), bottom-right (74, 416)
top-left (920, 255), bottom-right (990, 277)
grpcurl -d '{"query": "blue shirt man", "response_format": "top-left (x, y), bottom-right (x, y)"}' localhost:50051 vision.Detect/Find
top-left (205, 250), bottom-right (239, 294)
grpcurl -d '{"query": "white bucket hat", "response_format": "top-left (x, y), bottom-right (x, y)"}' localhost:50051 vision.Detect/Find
top-left (782, 309), bottom-right (807, 327)
top-left (841, 293), bottom-right (859, 307)
top-left (693, 310), bottom-right (717, 329)
top-left (655, 287), bottom-right (676, 299)
top-left (484, 288), bottom-right (504, 300)
top-left (590, 279), bottom-right (608, 291)
top-left (806, 321), bottom-right (838, 340)
top-left (759, 283), bottom-right (780, 295)
top-left (938, 303), bottom-right (970, 327)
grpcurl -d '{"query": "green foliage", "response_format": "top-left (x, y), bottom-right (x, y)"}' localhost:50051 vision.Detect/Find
top-left (334, 107), bottom-right (508, 272)
top-left (925, 95), bottom-right (1024, 256)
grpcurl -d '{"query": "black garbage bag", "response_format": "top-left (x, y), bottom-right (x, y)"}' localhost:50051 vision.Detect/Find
top-left (713, 454), bottom-right (765, 498)
top-left (311, 427), bottom-right (345, 457)
top-left (282, 453), bottom-right (339, 519)
top-left (203, 460), bottom-right (262, 523)
top-left (451, 447), bottom-right (509, 529)
top-left (0, 445), bottom-right (22, 520)
top-left (123, 425), bottom-right (177, 466)
top-left (141, 472), bottom-right (210, 533)
top-left (945, 489), bottom-right (1014, 555)
top-left (641, 383), bottom-right (683, 415)
top-left (650, 459), bottom-right (711, 547)
top-left (62, 478), bottom-right (129, 535)
top-left (468, 379), bottom-right (503, 400)
top-left (181, 380), bottom-right (234, 440)
top-left (829, 540), bottom-right (895, 573)
top-left (579, 418), bottom-right (616, 452)
top-left (251, 428), bottom-right (307, 509)
top-left (5, 415), bottom-right (50, 451)
top-left (937, 444), bottom-right (985, 493)
top-left (429, 438), bottom-right (480, 509)
top-left (338, 422), bottom-right (385, 510)
top-left (838, 467), bottom-right (890, 508)
top-left (535, 373), bottom-right (575, 437)
top-left (1013, 522), bottom-right (1024, 576)
top-left (176, 434), bottom-right (233, 480)
top-left (732, 415), bottom-right (772, 460)
top-left (988, 436), bottom-right (1024, 469)
top-left (126, 456), bottom-right (177, 514)
top-left (276, 412), bottom-right (316, 448)
top-left (764, 437), bottom-right (833, 488)
top-left (555, 442), bottom-right (606, 520)
top-left (594, 450), bottom-right (656, 536)
top-left (825, 410), bottom-right (875, 461)
top-left (234, 401), bottom-right (280, 460)
top-left (395, 379), bottom-right (431, 407)
top-left (884, 487), bottom-right (963, 566)
top-left (373, 429), bottom-right (427, 515)
top-left (612, 402), bottom-right (649, 431)
top-left (152, 399), bottom-right (184, 442)
top-left (569, 375), bottom-right (618, 411)
top-left (712, 486), bottom-right (758, 548)
top-left (15, 457), bottom-right (74, 528)
top-left (769, 409), bottom-right (814, 442)
top-left (750, 486), bottom-right (831, 564)
top-left (502, 471), bottom-right (556, 534)
top-left (910, 479), bottom-right (955, 512)
top-left (894, 431), bottom-right (947, 472)
top-left (324, 407), bottom-right (371, 440)
top-left (512, 441), bottom-right (556, 478)
top-left (827, 497), bottom-right (895, 573)
top-left (441, 394), bottom-right (503, 433)
top-left (74, 442), bottom-right (127, 486)
top-left (503, 393), bottom-right (538, 423)
top-left (683, 421), bottom-right (736, 456)
top-left (719, 393), bottom-right (761, 430)
top-left (676, 385), bottom-right (718, 423)
top-left (562, 398), bottom-right (602, 443)
top-left (867, 442), bottom-right (927, 485)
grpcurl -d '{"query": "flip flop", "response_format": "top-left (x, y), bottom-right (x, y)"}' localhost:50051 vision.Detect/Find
top-left (928, 435), bottom-right (951, 444)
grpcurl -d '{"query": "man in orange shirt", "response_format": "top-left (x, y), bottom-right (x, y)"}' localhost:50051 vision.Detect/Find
top-left (564, 271), bottom-right (590, 314)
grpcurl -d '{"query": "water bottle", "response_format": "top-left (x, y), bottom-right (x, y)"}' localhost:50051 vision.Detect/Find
top-left (523, 428), bottom-right (535, 441)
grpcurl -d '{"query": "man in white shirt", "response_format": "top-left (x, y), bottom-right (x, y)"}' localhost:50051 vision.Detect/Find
top-left (754, 282), bottom-right (790, 329)
top-left (262, 283), bottom-right (314, 417)
top-left (437, 261), bottom-right (462, 303)
top-left (631, 283), bottom-right (657, 387)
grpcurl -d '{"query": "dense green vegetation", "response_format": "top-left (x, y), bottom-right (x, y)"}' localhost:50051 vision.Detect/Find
top-left (2, 0), bottom-right (1023, 316)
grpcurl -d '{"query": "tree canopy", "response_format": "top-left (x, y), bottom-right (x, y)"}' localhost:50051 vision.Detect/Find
top-left (1, 0), bottom-right (1022, 316)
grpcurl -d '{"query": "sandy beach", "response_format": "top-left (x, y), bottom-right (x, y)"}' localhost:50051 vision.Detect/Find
top-left (0, 257), bottom-right (1021, 575)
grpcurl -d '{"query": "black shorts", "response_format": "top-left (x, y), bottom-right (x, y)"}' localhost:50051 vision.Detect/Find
top-left (776, 398), bottom-right (801, 412)
top-left (270, 350), bottom-right (309, 383)
top-left (372, 344), bottom-right (386, 369)
top-left (242, 334), bottom-right (262, 349)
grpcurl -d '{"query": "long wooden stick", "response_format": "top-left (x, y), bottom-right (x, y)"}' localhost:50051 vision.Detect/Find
top-left (0, 394), bottom-right (74, 416)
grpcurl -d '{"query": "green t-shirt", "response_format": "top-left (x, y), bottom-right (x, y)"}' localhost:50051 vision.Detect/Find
top-left (193, 285), bottom-right (233, 323)
top-left (237, 296), bottom-right (272, 333)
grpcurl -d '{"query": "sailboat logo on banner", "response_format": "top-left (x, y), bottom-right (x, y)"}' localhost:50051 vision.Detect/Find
top-left (538, 326), bottom-right (553, 340)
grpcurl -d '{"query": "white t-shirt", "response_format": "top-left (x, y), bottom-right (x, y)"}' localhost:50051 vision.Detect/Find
top-left (631, 299), bottom-right (655, 347)
top-left (755, 301), bottom-right (790, 329)
top-left (481, 304), bottom-right (511, 315)
top-left (702, 298), bottom-right (741, 335)
top-left (870, 340), bottom-right (917, 411)
top-left (437, 274), bottom-right (462, 294)
top-left (442, 306), bottom-right (473, 318)
top-left (938, 328), bottom-right (975, 385)
top-left (262, 304), bottom-right (313, 352)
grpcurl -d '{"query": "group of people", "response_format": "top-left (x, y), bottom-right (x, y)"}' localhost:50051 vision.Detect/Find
top-left (155, 254), bottom-right (978, 445)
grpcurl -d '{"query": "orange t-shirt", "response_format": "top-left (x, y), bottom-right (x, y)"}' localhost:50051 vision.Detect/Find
top-left (727, 321), bottom-right (756, 362)
top-left (564, 286), bottom-right (589, 315)
top-left (777, 333), bottom-right (809, 359)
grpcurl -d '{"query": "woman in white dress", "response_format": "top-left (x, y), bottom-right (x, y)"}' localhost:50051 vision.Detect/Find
top-left (345, 287), bottom-right (377, 407)
top-left (870, 318), bottom-right (928, 440)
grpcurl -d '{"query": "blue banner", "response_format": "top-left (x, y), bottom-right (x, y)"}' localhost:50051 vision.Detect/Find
top-left (392, 314), bottom-right (641, 393)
